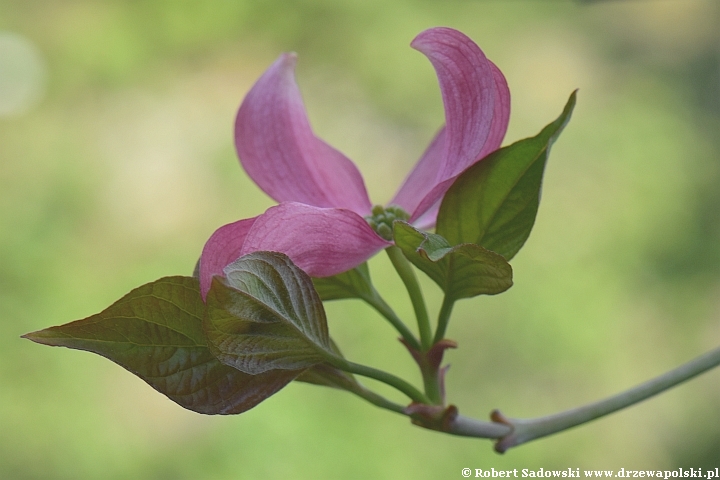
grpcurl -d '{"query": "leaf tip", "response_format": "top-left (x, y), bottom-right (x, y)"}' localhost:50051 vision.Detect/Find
top-left (21, 327), bottom-right (67, 347)
top-left (21, 330), bottom-right (44, 344)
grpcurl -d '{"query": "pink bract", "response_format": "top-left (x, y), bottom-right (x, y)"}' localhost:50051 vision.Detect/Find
top-left (199, 27), bottom-right (510, 299)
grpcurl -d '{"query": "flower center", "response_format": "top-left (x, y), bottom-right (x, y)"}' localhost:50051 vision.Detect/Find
top-left (366, 205), bottom-right (410, 241)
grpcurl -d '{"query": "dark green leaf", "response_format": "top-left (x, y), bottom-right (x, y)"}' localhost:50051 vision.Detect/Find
top-left (23, 276), bottom-right (298, 415)
top-left (203, 251), bottom-right (338, 375)
top-left (312, 263), bottom-right (374, 301)
top-left (394, 221), bottom-right (513, 300)
top-left (437, 91), bottom-right (577, 260)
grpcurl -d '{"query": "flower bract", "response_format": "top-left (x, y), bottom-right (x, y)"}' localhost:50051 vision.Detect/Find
top-left (200, 27), bottom-right (510, 299)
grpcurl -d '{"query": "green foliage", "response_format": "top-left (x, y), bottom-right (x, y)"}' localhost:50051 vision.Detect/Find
top-left (393, 221), bottom-right (513, 301)
top-left (22, 276), bottom-right (297, 414)
top-left (204, 252), bottom-right (339, 374)
top-left (312, 263), bottom-right (375, 301)
top-left (437, 91), bottom-right (577, 260)
top-left (23, 253), bottom-right (365, 419)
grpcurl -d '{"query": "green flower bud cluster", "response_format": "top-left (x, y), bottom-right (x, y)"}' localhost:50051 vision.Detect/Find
top-left (366, 205), bottom-right (410, 241)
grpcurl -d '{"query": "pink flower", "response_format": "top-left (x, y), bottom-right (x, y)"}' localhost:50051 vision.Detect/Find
top-left (199, 27), bottom-right (510, 299)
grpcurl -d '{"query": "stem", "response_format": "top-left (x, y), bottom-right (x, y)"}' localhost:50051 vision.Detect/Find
top-left (362, 288), bottom-right (422, 351)
top-left (446, 414), bottom-right (512, 438)
top-left (433, 296), bottom-right (456, 344)
top-left (347, 383), bottom-right (408, 415)
top-left (477, 346), bottom-right (720, 453)
top-left (385, 246), bottom-right (433, 351)
top-left (328, 357), bottom-right (431, 405)
top-left (421, 369), bottom-right (444, 405)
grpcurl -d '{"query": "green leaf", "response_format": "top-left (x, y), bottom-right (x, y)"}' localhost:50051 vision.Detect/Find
top-left (22, 276), bottom-right (299, 415)
top-left (394, 222), bottom-right (513, 300)
top-left (437, 90), bottom-right (577, 260)
top-left (204, 251), bottom-right (338, 375)
top-left (312, 263), bottom-right (374, 301)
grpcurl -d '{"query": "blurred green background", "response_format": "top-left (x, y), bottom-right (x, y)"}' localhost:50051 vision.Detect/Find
top-left (2, 0), bottom-right (720, 477)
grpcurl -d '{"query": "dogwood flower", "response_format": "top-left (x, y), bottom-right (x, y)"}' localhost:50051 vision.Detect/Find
top-left (199, 27), bottom-right (510, 299)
